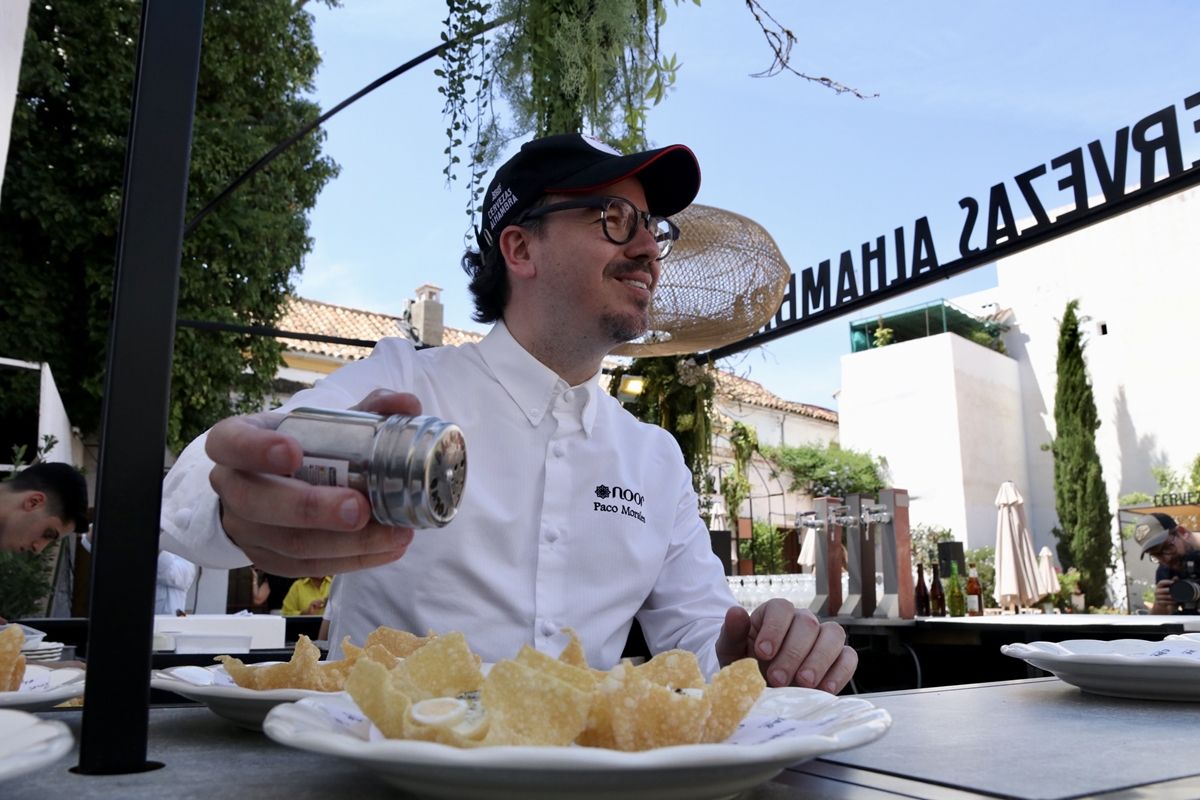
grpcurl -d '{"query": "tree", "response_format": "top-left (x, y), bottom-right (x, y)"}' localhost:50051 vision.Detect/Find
top-left (764, 441), bottom-right (887, 500)
top-left (1049, 299), bottom-right (1112, 607)
top-left (0, 0), bottom-right (338, 452)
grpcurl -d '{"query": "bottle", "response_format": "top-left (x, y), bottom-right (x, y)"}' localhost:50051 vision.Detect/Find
top-left (965, 563), bottom-right (984, 616)
top-left (914, 563), bottom-right (931, 616)
top-left (929, 562), bottom-right (946, 617)
top-left (946, 560), bottom-right (966, 617)
top-left (275, 406), bottom-right (468, 528)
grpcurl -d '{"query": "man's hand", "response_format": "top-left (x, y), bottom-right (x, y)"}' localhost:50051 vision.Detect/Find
top-left (715, 599), bottom-right (857, 694)
top-left (206, 390), bottom-right (420, 577)
top-left (1152, 578), bottom-right (1177, 614)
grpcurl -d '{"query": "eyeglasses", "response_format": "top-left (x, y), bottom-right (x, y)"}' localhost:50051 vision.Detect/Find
top-left (1144, 529), bottom-right (1179, 563)
top-left (516, 196), bottom-right (680, 259)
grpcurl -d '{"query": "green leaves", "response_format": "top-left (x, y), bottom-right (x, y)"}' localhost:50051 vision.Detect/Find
top-left (763, 442), bottom-right (886, 500)
top-left (0, 0), bottom-right (338, 453)
top-left (1050, 299), bottom-right (1112, 607)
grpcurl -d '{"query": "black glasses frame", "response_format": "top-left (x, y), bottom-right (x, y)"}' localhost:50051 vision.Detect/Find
top-left (516, 196), bottom-right (680, 259)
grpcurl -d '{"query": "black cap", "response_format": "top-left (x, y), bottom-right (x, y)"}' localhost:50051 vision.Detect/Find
top-left (477, 133), bottom-right (701, 253)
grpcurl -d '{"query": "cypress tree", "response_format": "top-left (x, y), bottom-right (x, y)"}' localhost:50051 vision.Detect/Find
top-left (1050, 299), bottom-right (1112, 607)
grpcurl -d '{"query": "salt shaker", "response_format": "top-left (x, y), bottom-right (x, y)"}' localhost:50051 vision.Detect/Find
top-left (275, 406), bottom-right (467, 527)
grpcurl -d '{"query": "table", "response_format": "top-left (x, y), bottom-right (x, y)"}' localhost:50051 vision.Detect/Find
top-left (14, 677), bottom-right (1198, 799)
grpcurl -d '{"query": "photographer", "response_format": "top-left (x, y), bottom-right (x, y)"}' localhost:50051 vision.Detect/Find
top-left (1135, 513), bottom-right (1200, 613)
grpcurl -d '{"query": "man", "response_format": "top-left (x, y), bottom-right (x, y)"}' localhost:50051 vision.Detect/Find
top-left (1136, 512), bottom-right (1200, 613)
top-left (0, 461), bottom-right (88, 555)
top-left (161, 133), bottom-right (857, 692)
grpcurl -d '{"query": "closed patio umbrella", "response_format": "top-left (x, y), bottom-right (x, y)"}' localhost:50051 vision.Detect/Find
top-left (1036, 545), bottom-right (1060, 601)
top-left (993, 481), bottom-right (1043, 611)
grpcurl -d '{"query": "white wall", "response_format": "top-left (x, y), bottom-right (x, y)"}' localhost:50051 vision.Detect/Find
top-left (839, 332), bottom-right (1027, 551)
top-left (0, 0), bottom-right (30, 204)
top-left (994, 185), bottom-right (1200, 575)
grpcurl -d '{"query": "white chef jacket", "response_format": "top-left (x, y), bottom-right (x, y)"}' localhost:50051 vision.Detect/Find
top-left (160, 321), bottom-right (734, 674)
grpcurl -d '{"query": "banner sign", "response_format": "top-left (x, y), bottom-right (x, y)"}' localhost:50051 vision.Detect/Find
top-left (705, 91), bottom-right (1200, 360)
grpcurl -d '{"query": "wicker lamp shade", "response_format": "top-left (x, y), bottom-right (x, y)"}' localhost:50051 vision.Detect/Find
top-left (612, 204), bottom-right (792, 357)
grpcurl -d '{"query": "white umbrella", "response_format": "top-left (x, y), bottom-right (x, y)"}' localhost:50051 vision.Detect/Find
top-left (993, 481), bottom-right (1043, 611)
top-left (797, 527), bottom-right (817, 572)
top-left (1035, 546), bottom-right (1060, 600)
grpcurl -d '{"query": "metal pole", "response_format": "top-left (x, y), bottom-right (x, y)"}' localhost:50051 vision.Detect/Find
top-left (77, 0), bottom-right (206, 774)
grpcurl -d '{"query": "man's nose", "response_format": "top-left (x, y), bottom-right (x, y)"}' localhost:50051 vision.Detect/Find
top-left (623, 219), bottom-right (661, 261)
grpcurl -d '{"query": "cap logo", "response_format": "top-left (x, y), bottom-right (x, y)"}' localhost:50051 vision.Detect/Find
top-left (580, 134), bottom-right (622, 156)
top-left (486, 186), bottom-right (519, 232)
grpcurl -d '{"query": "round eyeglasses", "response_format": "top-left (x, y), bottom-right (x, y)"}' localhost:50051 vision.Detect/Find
top-left (516, 196), bottom-right (680, 259)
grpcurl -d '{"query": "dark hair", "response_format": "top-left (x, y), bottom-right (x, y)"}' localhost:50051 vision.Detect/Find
top-left (1151, 512), bottom-right (1178, 532)
top-left (7, 462), bottom-right (89, 532)
top-left (462, 196), bottom-right (550, 324)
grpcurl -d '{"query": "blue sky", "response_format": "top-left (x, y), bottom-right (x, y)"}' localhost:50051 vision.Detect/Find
top-left (295, 1), bottom-right (1200, 410)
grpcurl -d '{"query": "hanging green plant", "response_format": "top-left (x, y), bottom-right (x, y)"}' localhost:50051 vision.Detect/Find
top-left (608, 355), bottom-right (715, 494)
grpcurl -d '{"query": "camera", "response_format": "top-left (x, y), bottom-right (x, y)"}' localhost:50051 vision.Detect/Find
top-left (1167, 550), bottom-right (1200, 614)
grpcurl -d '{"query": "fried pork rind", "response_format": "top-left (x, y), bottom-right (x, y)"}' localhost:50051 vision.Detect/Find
top-left (217, 635), bottom-right (354, 692)
top-left (365, 626), bottom-right (434, 659)
top-left (345, 631), bottom-right (765, 752)
top-left (0, 625), bottom-right (25, 692)
top-left (557, 627), bottom-right (588, 669)
top-left (481, 659), bottom-right (590, 746)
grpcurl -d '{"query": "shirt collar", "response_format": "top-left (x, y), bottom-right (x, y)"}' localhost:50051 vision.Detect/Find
top-left (477, 320), bottom-right (600, 436)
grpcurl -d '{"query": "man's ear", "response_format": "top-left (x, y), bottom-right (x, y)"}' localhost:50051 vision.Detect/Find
top-left (21, 491), bottom-right (46, 512)
top-left (498, 225), bottom-right (537, 280)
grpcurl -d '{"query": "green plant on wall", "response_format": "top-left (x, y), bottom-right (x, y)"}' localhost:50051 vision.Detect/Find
top-left (872, 318), bottom-right (894, 347)
top-left (749, 519), bottom-right (786, 575)
top-left (719, 421), bottom-right (758, 522)
top-left (609, 356), bottom-right (716, 494)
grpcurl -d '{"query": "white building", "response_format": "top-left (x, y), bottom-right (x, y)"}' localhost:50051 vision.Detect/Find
top-left (839, 185), bottom-right (1200, 604)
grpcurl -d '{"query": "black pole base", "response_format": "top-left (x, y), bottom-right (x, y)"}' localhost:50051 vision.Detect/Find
top-left (71, 760), bottom-right (166, 776)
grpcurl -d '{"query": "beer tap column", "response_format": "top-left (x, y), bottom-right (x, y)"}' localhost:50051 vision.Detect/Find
top-left (873, 488), bottom-right (915, 619)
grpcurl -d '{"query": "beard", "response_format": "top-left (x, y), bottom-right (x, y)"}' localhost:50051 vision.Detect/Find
top-left (601, 260), bottom-right (655, 344)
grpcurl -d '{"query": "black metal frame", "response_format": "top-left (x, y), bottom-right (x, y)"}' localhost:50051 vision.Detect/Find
top-left (76, 0), bottom-right (206, 774)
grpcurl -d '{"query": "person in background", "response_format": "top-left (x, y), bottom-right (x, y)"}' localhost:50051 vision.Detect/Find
top-left (1137, 513), bottom-right (1200, 613)
top-left (160, 133), bottom-right (857, 693)
top-left (0, 462), bottom-right (88, 556)
top-left (281, 575), bottom-right (332, 617)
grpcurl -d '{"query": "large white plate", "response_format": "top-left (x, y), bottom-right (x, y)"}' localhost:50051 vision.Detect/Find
top-left (150, 664), bottom-right (339, 730)
top-left (262, 687), bottom-right (892, 800)
top-left (1002, 637), bottom-right (1200, 701)
top-left (0, 709), bottom-right (74, 783)
top-left (0, 666), bottom-right (85, 712)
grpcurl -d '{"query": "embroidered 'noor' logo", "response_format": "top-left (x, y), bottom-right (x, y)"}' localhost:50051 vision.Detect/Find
top-left (594, 484), bottom-right (643, 505)
top-left (592, 484), bottom-right (646, 524)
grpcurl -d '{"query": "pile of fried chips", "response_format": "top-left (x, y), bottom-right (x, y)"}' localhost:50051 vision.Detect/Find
top-left (215, 626), bottom-right (765, 751)
top-left (0, 625), bottom-right (24, 692)
top-left (216, 628), bottom-right (433, 692)
top-left (344, 629), bottom-right (766, 751)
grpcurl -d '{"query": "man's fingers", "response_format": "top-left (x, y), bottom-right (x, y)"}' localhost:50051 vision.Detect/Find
top-left (813, 646), bottom-right (859, 694)
top-left (351, 389), bottom-right (422, 417)
top-left (205, 412), bottom-right (300, 475)
top-left (240, 544), bottom-right (412, 579)
top-left (771, 618), bottom-right (847, 690)
top-left (715, 606), bottom-right (753, 666)
top-left (223, 515), bottom-right (414, 567)
top-left (211, 467), bottom-right (370, 531)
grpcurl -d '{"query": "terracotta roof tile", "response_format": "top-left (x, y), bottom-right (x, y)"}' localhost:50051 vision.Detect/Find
top-left (279, 297), bottom-right (835, 422)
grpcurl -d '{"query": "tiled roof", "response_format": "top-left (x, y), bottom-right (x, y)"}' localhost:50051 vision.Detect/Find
top-left (713, 369), bottom-right (838, 423)
top-left (280, 296), bottom-right (836, 423)
top-left (278, 296), bottom-right (483, 361)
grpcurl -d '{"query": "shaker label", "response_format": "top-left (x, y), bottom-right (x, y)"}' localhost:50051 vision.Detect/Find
top-left (296, 457), bottom-right (350, 487)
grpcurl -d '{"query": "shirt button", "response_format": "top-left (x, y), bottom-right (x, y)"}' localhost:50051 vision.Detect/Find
top-left (174, 507), bottom-right (193, 528)
top-left (541, 620), bottom-right (557, 637)
top-left (545, 529), bottom-right (560, 543)
top-left (552, 443), bottom-right (565, 458)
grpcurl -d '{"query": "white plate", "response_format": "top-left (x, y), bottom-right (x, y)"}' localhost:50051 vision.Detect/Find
top-left (262, 688), bottom-right (892, 800)
top-left (0, 709), bottom-right (74, 783)
top-left (150, 664), bottom-right (338, 730)
top-left (0, 666), bottom-right (86, 712)
top-left (1001, 637), bottom-right (1200, 701)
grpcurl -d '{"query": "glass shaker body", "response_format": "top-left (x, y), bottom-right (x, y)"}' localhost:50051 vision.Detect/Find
top-left (275, 406), bottom-right (467, 528)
